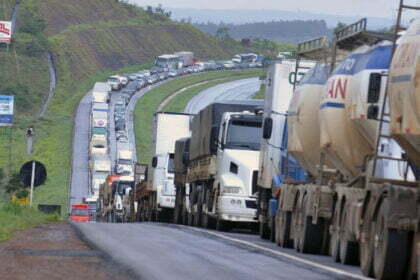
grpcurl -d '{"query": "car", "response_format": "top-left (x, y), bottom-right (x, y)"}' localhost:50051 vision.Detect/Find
top-left (150, 66), bottom-right (163, 74)
top-left (128, 75), bottom-right (137, 81)
top-left (158, 72), bottom-right (167, 81)
top-left (115, 99), bottom-right (125, 107)
top-left (115, 120), bottom-right (125, 131)
top-left (137, 79), bottom-right (146, 88)
top-left (168, 70), bottom-right (178, 78)
top-left (116, 133), bottom-right (128, 142)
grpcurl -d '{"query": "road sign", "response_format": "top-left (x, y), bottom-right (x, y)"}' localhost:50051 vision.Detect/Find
top-left (0, 95), bottom-right (14, 126)
top-left (0, 21), bottom-right (12, 44)
top-left (20, 161), bottom-right (47, 188)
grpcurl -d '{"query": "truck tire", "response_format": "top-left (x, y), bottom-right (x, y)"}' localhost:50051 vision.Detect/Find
top-left (188, 209), bottom-right (194, 226)
top-left (216, 217), bottom-right (230, 232)
top-left (277, 211), bottom-right (293, 248)
top-left (259, 221), bottom-right (270, 240)
top-left (373, 200), bottom-right (410, 280)
top-left (300, 216), bottom-right (324, 254)
top-left (269, 216), bottom-right (276, 243)
top-left (181, 201), bottom-right (188, 225)
top-left (360, 217), bottom-right (375, 277)
top-left (339, 204), bottom-right (359, 265)
top-left (329, 203), bottom-right (341, 262)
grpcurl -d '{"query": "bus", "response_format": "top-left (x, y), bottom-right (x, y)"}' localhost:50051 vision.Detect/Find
top-left (155, 54), bottom-right (181, 70)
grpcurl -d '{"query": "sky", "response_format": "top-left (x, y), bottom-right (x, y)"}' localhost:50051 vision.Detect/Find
top-left (128, 0), bottom-right (418, 18)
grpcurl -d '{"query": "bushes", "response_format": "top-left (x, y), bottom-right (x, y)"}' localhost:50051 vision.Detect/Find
top-left (0, 202), bottom-right (61, 242)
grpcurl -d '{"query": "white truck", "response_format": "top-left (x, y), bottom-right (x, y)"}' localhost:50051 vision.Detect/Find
top-left (92, 82), bottom-right (110, 103)
top-left (91, 110), bottom-right (108, 128)
top-left (135, 112), bottom-right (193, 222)
top-left (90, 155), bottom-right (112, 198)
top-left (107, 75), bottom-right (125, 91)
top-left (174, 51), bottom-right (194, 67)
top-left (90, 134), bottom-right (108, 156)
top-left (173, 101), bottom-right (264, 230)
top-left (116, 149), bottom-right (134, 178)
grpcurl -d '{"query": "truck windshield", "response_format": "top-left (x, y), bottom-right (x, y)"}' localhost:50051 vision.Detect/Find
top-left (118, 159), bottom-right (132, 165)
top-left (167, 153), bottom-right (175, 174)
top-left (107, 78), bottom-right (119, 83)
top-left (71, 209), bottom-right (89, 216)
top-left (225, 119), bottom-right (262, 150)
top-left (117, 182), bottom-right (132, 196)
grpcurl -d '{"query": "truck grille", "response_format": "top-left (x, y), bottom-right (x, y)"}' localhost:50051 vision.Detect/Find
top-left (252, 170), bottom-right (258, 195)
top-left (245, 200), bottom-right (257, 209)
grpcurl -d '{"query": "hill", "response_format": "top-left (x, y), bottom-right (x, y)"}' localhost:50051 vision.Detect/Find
top-left (194, 20), bottom-right (330, 43)
top-left (0, 0), bottom-right (249, 208)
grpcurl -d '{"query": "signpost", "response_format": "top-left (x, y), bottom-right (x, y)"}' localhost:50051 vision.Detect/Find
top-left (0, 95), bottom-right (14, 126)
top-left (0, 21), bottom-right (12, 45)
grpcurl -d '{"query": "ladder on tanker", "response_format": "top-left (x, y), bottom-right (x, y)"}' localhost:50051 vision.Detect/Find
top-left (369, 0), bottom-right (420, 184)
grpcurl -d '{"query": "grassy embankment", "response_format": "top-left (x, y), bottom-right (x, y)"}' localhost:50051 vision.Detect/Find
top-left (134, 69), bottom-right (263, 164)
top-left (0, 0), bottom-right (246, 211)
top-left (0, 203), bottom-right (60, 242)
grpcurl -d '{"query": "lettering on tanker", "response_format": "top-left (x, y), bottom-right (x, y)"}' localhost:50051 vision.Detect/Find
top-left (325, 78), bottom-right (347, 100)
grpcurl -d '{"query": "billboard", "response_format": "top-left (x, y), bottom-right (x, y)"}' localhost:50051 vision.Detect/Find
top-left (0, 95), bottom-right (14, 126)
top-left (0, 21), bottom-right (12, 44)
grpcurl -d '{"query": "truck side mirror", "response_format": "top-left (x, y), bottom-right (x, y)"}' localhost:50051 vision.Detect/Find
top-left (263, 117), bottom-right (273, 139)
top-left (367, 73), bottom-right (381, 103)
top-left (367, 105), bottom-right (379, 120)
top-left (152, 156), bottom-right (158, 168)
top-left (182, 152), bottom-right (189, 165)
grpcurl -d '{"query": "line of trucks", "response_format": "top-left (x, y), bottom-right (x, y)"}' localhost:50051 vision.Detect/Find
top-left (94, 9), bottom-right (420, 280)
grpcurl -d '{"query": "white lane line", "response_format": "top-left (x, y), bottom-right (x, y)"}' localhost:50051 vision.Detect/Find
top-left (188, 227), bottom-right (372, 280)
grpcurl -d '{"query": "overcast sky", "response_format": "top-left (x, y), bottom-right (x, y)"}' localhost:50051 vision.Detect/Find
top-left (128, 0), bottom-right (418, 18)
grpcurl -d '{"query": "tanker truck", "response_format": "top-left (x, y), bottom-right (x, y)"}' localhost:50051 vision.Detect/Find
top-left (256, 58), bottom-right (316, 241)
top-left (173, 100), bottom-right (263, 230)
top-left (135, 112), bottom-right (193, 222)
top-left (271, 16), bottom-right (419, 280)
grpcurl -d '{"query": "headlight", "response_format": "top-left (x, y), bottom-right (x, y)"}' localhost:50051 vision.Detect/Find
top-left (222, 186), bottom-right (242, 194)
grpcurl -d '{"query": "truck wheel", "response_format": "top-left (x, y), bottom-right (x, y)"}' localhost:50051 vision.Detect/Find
top-left (216, 217), bottom-right (229, 231)
top-left (259, 220), bottom-right (270, 240)
top-left (269, 216), bottom-right (276, 243)
top-left (360, 217), bottom-right (375, 277)
top-left (181, 202), bottom-right (188, 225)
top-left (277, 211), bottom-right (293, 248)
top-left (300, 216), bottom-right (324, 254)
top-left (201, 205), bottom-right (209, 229)
top-left (339, 205), bottom-right (359, 265)
top-left (188, 209), bottom-right (194, 226)
top-left (373, 201), bottom-right (410, 280)
top-left (330, 202), bottom-right (341, 262)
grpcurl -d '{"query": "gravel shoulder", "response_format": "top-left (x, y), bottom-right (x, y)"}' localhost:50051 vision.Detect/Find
top-left (0, 223), bottom-right (136, 280)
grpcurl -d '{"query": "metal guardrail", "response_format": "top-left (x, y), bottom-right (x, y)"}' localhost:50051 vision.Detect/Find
top-left (297, 36), bottom-right (329, 55)
top-left (335, 18), bottom-right (367, 43)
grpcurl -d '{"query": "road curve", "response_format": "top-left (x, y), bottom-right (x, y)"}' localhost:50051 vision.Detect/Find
top-left (184, 77), bottom-right (261, 114)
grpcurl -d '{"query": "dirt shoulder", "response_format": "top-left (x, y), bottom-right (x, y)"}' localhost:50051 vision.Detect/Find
top-left (0, 222), bottom-right (136, 280)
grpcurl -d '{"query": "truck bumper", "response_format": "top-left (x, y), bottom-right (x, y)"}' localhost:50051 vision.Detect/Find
top-left (159, 195), bottom-right (175, 209)
top-left (218, 196), bottom-right (257, 223)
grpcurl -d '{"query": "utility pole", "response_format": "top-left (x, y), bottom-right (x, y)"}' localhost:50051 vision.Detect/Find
top-left (27, 126), bottom-right (35, 207)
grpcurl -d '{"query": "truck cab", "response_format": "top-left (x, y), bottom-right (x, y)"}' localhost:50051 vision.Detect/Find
top-left (107, 75), bottom-right (122, 91)
top-left (116, 150), bottom-right (134, 178)
top-left (90, 134), bottom-right (107, 156)
top-left (70, 203), bottom-right (90, 222)
top-left (153, 153), bottom-right (176, 209)
top-left (214, 111), bottom-right (263, 224)
top-left (112, 176), bottom-right (134, 222)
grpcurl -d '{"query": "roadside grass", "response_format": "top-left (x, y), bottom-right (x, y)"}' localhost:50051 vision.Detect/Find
top-left (253, 84), bottom-right (266, 99)
top-left (134, 69), bottom-right (263, 164)
top-left (0, 202), bottom-right (61, 242)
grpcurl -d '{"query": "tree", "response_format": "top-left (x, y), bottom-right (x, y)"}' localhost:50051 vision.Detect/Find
top-left (334, 22), bottom-right (347, 34)
top-left (216, 27), bottom-right (230, 40)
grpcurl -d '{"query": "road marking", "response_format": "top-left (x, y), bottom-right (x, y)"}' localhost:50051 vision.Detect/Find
top-left (188, 227), bottom-right (372, 280)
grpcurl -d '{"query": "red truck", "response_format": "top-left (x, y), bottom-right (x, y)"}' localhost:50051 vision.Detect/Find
top-left (70, 203), bottom-right (90, 222)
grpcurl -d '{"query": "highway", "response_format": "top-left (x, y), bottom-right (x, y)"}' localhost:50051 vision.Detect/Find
top-left (71, 75), bottom-right (370, 280)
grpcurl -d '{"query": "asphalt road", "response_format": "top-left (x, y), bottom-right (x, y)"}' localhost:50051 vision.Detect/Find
top-left (76, 223), bottom-right (348, 280)
top-left (184, 77), bottom-right (261, 114)
top-left (69, 91), bottom-right (92, 205)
